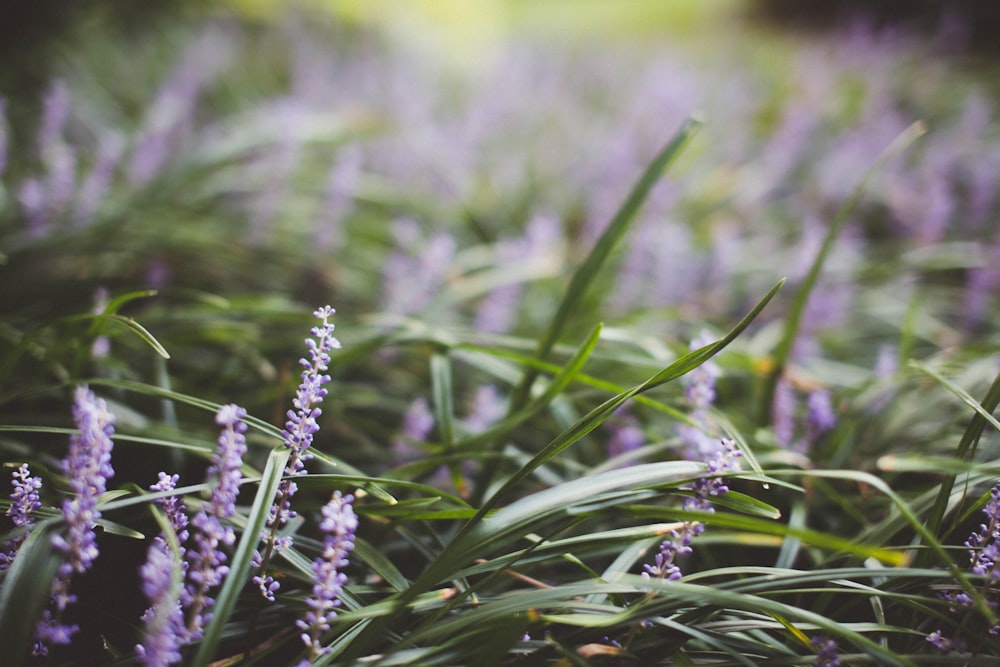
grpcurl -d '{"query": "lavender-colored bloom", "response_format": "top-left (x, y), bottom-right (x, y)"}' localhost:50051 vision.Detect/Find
top-left (297, 492), bottom-right (357, 663)
top-left (606, 405), bottom-right (645, 462)
top-left (677, 333), bottom-right (722, 459)
top-left (182, 404), bottom-right (248, 640)
top-left (255, 307), bottom-right (339, 600)
top-left (463, 385), bottom-right (505, 436)
top-left (136, 472), bottom-right (189, 666)
top-left (771, 376), bottom-right (797, 449)
top-left (683, 438), bottom-right (742, 513)
top-left (313, 146), bottom-right (362, 251)
top-left (642, 522), bottom-right (695, 581)
top-left (19, 178), bottom-right (49, 237)
top-left (35, 386), bottom-right (117, 654)
top-left (136, 536), bottom-right (186, 667)
top-left (0, 97), bottom-right (7, 177)
top-left (644, 439), bottom-right (740, 582)
top-left (381, 220), bottom-right (457, 316)
top-left (803, 389), bottom-right (836, 450)
top-left (73, 133), bottom-right (125, 227)
top-left (0, 464), bottom-right (43, 571)
top-left (38, 79), bottom-right (70, 163)
top-left (811, 635), bottom-right (840, 667)
top-left (928, 480), bottom-right (1000, 651)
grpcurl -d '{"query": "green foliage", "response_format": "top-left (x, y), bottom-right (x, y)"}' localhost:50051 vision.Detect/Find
top-left (1, 6), bottom-right (1000, 666)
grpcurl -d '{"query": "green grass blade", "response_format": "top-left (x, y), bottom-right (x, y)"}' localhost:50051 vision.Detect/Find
top-left (430, 352), bottom-right (455, 449)
top-left (191, 445), bottom-right (291, 667)
top-left (508, 117), bottom-right (701, 414)
top-left (484, 279), bottom-right (783, 511)
top-left (0, 518), bottom-right (62, 664)
top-left (759, 120), bottom-right (926, 425)
top-left (916, 364), bottom-right (1000, 567)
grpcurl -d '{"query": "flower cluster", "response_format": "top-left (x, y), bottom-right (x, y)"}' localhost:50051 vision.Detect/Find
top-left (928, 480), bottom-right (1000, 653)
top-left (35, 386), bottom-right (117, 654)
top-left (683, 439), bottom-right (743, 513)
top-left (811, 635), bottom-right (841, 667)
top-left (254, 306), bottom-right (340, 600)
top-left (677, 333), bottom-right (722, 460)
top-left (182, 404), bottom-right (248, 640)
top-left (135, 404), bottom-right (247, 665)
top-left (0, 463), bottom-right (43, 571)
top-left (644, 439), bottom-right (741, 582)
top-left (772, 377), bottom-right (837, 454)
top-left (297, 491), bottom-right (358, 664)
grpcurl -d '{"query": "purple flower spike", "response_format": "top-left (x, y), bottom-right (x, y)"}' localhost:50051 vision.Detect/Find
top-left (0, 463), bottom-right (43, 571)
top-left (811, 635), bottom-right (840, 667)
top-left (137, 472), bottom-right (189, 666)
top-left (35, 386), bottom-right (117, 654)
top-left (136, 536), bottom-right (186, 667)
top-left (255, 307), bottom-right (340, 600)
top-left (683, 439), bottom-right (742, 513)
top-left (297, 492), bottom-right (357, 663)
top-left (182, 404), bottom-right (248, 640)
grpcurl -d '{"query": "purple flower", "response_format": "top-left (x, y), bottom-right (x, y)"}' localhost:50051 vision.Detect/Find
top-left (644, 439), bottom-right (740, 582)
top-left (182, 404), bottom-right (248, 640)
top-left (255, 307), bottom-right (339, 600)
top-left (811, 635), bottom-right (840, 667)
top-left (463, 385), bottom-right (505, 436)
top-left (297, 492), bottom-right (357, 662)
top-left (929, 480), bottom-right (1000, 651)
top-left (772, 376), bottom-right (796, 449)
top-left (136, 471), bottom-right (190, 666)
top-left (804, 389), bottom-right (836, 448)
top-left (683, 439), bottom-right (742, 513)
top-left (37, 79), bottom-right (70, 163)
top-left (642, 522), bottom-right (695, 581)
top-left (35, 386), bottom-right (117, 654)
top-left (606, 405), bottom-right (645, 462)
top-left (677, 333), bottom-right (722, 459)
top-left (0, 97), bottom-right (7, 177)
top-left (0, 464), bottom-right (43, 571)
top-left (136, 536), bottom-right (186, 667)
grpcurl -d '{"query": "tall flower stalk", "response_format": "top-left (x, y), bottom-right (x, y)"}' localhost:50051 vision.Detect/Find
top-left (254, 306), bottom-right (340, 600)
top-left (35, 386), bottom-right (116, 655)
top-left (182, 404), bottom-right (248, 641)
top-left (0, 463), bottom-right (42, 571)
top-left (135, 473), bottom-right (189, 667)
top-left (297, 491), bottom-right (357, 664)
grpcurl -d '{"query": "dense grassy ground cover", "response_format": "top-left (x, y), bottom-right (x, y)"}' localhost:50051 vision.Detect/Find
top-left (1, 5), bottom-right (999, 665)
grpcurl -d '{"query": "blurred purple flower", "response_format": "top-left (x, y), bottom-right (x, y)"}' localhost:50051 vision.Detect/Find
top-left (255, 307), bottom-right (339, 600)
top-left (297, 491), bottom-right (357, 663)
top-left (606, 405), bottom-right (645, 462)
top-left (0, 97), bottom-right (7, 177)
top-left (392, 396), bottom-right (434, 465)
top-left (929, 480), bottom-right (1000, 652)
top-left (127, 26), bottom-right (234, 186)
top-left (136, 536), bottom-right (186, 667)
top-left (74, 133), bottom-right (125, 227)
top-left (136, 473), bottom-right (189, 666)
top-left (811, 635), bottom-right (840, 667)
top-left (182, 404), bottom-right (248, 640)
top-left (0, 463), bottom-right (43, 571)
top-left (313, 146), bottom-right (363, 251)
top-left (35, 386), bottom-right (117, 654)
top-left (772, 377), bottom-right (797, 449)
top-left (803, 389), bottom-right (836, 451)
top-left (381, 219), bottom-right (456, 316)
top-left (463, 385), bottom-right (505, 436)
top-left (677, 333), bottom-right (722, 460)
top-left (38, 79), bottom-right (70, 163)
